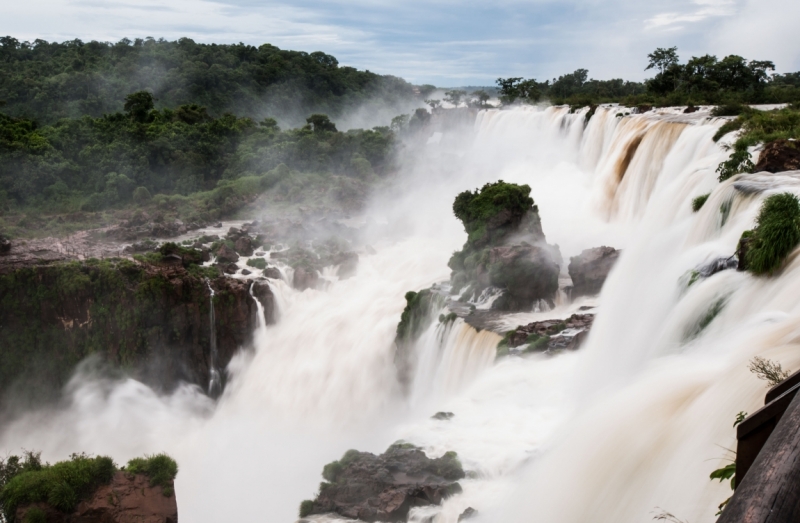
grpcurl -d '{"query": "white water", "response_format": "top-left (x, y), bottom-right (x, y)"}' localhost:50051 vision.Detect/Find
top-left (3, 105), bottom-right (799, 523)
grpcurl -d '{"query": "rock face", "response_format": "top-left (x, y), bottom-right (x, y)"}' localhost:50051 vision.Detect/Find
top-left (16, 472), bottom-right (177, 523)
top-left (234, 236), bottom-right (254, 256)
top-left (304, 445), bottom-right (464, 522)
top-left (504, 313), bottom-right (595, 353)
top-left (568, 247), bottom-right (620, 297)
top-left (755, 139), bottom-right (800, 174)
top-left (215, 244), bottom-right (239, 264)
top-left (0, 259), bottom-right (275, 401)
top-left (448, 182), bottom-right (562, 311)
top-left (293, 266), bottom-right (320, 291)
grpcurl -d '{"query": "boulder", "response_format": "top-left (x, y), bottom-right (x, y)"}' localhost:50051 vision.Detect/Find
top-left (215, 244), bottom-right (239, 264)
top-left (568, 246), bottom-right (620, 297)
top-left (304, 445), bottom-right (464, 522)
top-left (459, 508), bottom-right (478, 521)
top-left (487, 243), bottom-right (561, 310)
top-left (252, 281), bottom-right (276, 325)
top-left (293, 267), bottom-right (319, 291)
top-left (262, 267), bottom-right (282, 280)
top-left (506, 313), bottom-right (595, 352)
top-left (223, 263), bottom-right (238, 274)
top-left (241, 268), bottom-right (251, 275)
top-left (755, 139), bottom-right (800, 174)
top-left (234, 236), bottom-right (254, 256)
top-left (16, 471), bottom-right (177, 523)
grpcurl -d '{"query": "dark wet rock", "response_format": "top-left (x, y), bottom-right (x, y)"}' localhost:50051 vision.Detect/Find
top-left (234, 235), bottom-right (254, 256)
top-left (568, 246), bottom-right (620, 297)
top-left (0, 260), bottom-right (266, 400)
top-left (223, 263), bottom-right (238, 274)
top-left (459, 507), bottom-right (478, 521)
top-left (0, 234), bottom-right (10, 254)
top-left (485, 242), bottom-right (561, 310)
top-left (505, 313), bottom-right (595, 352)
top-left (683, 105), bottom-right (699, 114)
top-left (254, 251), bottom-right (266, 256)
top-left (262, 267), bottom-right (282, 280)
top-left (303, 445), bottom-right (464, 522)
top-left (699, 256), bottom-right (738, 277)
top-left (755, 139), bottom-right (800, 174)
top-left (293, 266), bottom-right (320, 291)
top-left (252, 280), bottom-right (276, 326)
top-left (216, 244), bottom-right (239, 264)
top-left (213, 221), bottom-right (223, 227)
top-left (241, 268), bottom-right (252, 275)
top-left (17, 471), bottom-right (178, 523)
top-left (432, 412), bottom-right (454, 420)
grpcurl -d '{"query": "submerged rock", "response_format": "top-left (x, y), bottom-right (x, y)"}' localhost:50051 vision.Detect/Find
top-left (432, 411), bottom-right (455, 420)
top-left (568, 246), bottom-right (620, 297)
top-left (459, 507), bottom-right (478, 521)
top-left (16, 471), bottom-right (177, 523)
top-left (754, 139), bottom-right (800, 174)
top-left (303, 445), bottom-right (464, 522)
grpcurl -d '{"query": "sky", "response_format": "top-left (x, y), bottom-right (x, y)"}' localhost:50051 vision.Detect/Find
top-left (3, 0), bottom-right (799, 86)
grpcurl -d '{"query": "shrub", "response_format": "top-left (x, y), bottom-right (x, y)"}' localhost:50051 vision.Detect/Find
top-left (125, 454), bottom-right (178, 497)
top-left (749, 356), bottom-right (790, 386)
top-left (299, 499), bottom-right (314, 517)
top-left (745, 192), bottom-right (800, 275)
top-left (717, 147), bottom-right (754, 181)
top-left (452, 181), bottom-right (535, 247)
top-left (321, 450), bottom-right (360, 483)
top-left (0, 453), bottom-right (116, 520)
top-left (692, 193), bottom-right (710, 212)
top-left (246, 258), bottom-right (267, 270)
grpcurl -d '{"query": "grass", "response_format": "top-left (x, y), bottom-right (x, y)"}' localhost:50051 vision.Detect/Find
top-left (745, 193), bottom-right (800, 275)
top-left (692, 193), bottom-right (710, 212)
top-left (124, 454), bottom-right (178, 497)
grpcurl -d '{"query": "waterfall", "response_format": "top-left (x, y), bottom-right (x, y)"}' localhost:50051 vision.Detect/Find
top-left (4, 105), bottom-right (798, 523)
top-left (206, 280), bottom-right (221, 398)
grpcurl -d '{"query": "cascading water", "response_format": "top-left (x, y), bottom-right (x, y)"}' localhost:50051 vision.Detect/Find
top-left (206, 280), bottom-right (221, 398)
top-left (3, 104), bottom-right (797, 523)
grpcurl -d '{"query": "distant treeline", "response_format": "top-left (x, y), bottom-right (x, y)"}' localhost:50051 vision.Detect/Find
top-left (0, 90), bottom-right (394, 213)
top-left (496, 47), bottom-right (800, 107)
top-left (0, 36), bottom-right (416, 126)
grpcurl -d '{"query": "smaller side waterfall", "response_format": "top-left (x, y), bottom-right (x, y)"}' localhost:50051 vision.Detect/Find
top-left (249, 282), bottom-right (269, 344)
top-left (206, 280), bottom-right (221, 397)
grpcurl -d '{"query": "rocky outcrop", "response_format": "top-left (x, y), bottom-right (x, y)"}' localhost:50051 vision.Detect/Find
top-left (448, 182), bottom-right (562, 311)
top-left (215, 244), bottom-right (239, 264)
top-left (234, 236), bottom-right (254, 256)
top-left (0, 257), bottom-right (275, 401)
top-left (501, 313), bottom-right (594, 353)
top-left (15, 472), bottom-right (177, 523)
top-left (568, 247), bottom-right (620, 297)
top-left (394, 289), bottom-right (442, 390)
top-left (755, 139), bottom-right (800, 174)
top-left (302, 445), bottom-right (464, 522)
top-left (293, 267), bottom-right (320, 291)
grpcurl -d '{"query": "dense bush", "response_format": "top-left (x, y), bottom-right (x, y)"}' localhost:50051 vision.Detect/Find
top-left (0, 453), bottom-right (115, 521)
top-left (452, 181), bottom-right (535, 247)
top-left (692, 193), bottom-right (710, 212)
top-left (745, 192), bottom-right (800, 275)
top-left (125, 454), bottom-right (178, 497)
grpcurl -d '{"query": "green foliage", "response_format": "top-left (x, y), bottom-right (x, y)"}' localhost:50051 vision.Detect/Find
top-left (692, 193), bottom-right (710, 212)
top-left (321, 450), bottom-right (360, 483)
top-left (717, 147), bottom-right (754, 181)
top-left (132, 186), bottom-right (151, 203)
top-left (734, 411), bottom-right (748, 426)
top-left (452, 181), bottom-right (534, 247)
top-left (525, 333), bottom-right (551, 352)
top-left (0, 37), bottom-right (415, 126)
top-left (125, 454), bottom-right (178, 497)
top-left (396, 290), bottom-right (438, 343)
top-left (299, 499), bottom-right (314, 518)
top-left (745, 193), bottom-right (800, 275)
top-left (0, 453), bottom-right (115, 521)
top-left (709, 462), bottom-right (736, 489)
top-left (438, 312), bottom-right (458, 324)
top-left (22, 506), bottom-right (45, 523)
top-left (246, 258), bottom-right (267, 270)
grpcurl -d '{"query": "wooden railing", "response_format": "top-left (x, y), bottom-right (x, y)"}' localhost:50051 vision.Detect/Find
top-left (717, 369), bottom-right (800, 522)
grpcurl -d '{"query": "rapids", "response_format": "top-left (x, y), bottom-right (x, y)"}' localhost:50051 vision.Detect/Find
top-left (3, 105), bottom-right (798, 523)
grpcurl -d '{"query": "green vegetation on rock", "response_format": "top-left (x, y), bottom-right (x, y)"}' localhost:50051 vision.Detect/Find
top-left (124, 454), bottom-right (178, 497)
top-left (0, 453), bottom-right (115, 521)
top-left (452, 181), bottom-right (536, 247)
top-left (692, 193), bottom-right (710, 212)
top-left (396, 290), bottom-right (439, 344)
top-left (744, 193), bottom-right (800, 275)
